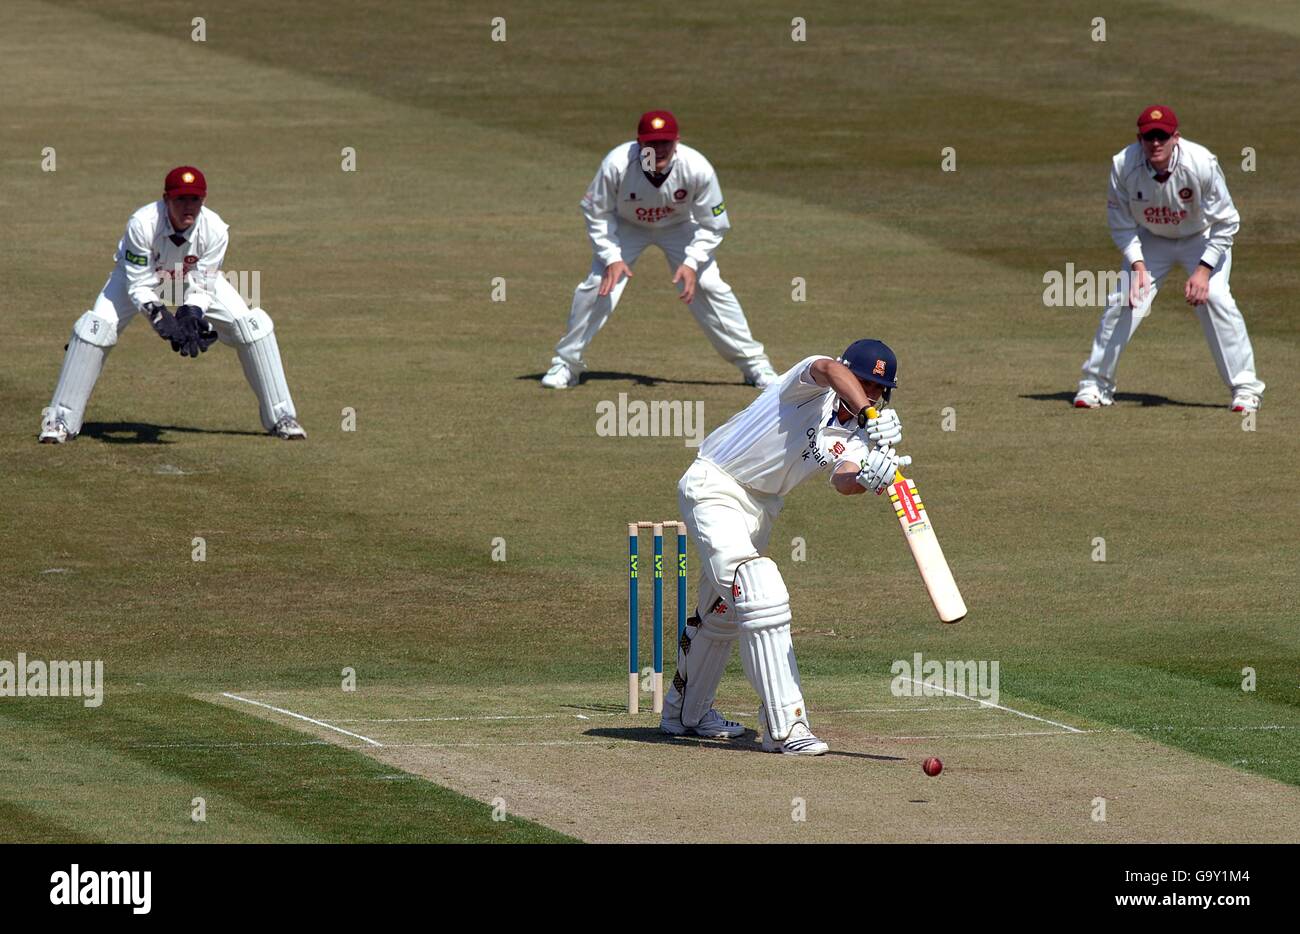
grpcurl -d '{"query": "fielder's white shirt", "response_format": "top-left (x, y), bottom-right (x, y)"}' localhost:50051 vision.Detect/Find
top-left (700, 356), bottom-right (872, 496)
top-left (114, 200), bottom-right (230, 313)
top-left (580, 141), bottom-right (730, 270)
top-left (1107, 139), bottom-right (1240, 268)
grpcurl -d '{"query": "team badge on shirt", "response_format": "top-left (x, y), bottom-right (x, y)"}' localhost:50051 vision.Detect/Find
top-left (673, 188), bottom-right (687, 201)
top-left (1178, 187), bottom-right (1193, 200)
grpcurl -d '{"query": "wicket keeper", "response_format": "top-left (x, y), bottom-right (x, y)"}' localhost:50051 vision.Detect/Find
top-left (38, 166), bottom-right (305, 443)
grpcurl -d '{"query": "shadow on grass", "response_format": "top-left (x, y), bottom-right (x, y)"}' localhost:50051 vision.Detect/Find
top-left (1021, 391), bottom-right (1222, 409)
top-left (81, 421), bottom-right (266, 444)
top-left (518, 371), bottom-right (740, 388)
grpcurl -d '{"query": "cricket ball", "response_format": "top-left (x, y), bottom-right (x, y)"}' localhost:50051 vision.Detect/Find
top-left (922, 756), bottom-right (943, 777)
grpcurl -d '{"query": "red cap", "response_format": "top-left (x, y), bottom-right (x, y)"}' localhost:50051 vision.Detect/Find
top-left (637, 110), bottom-right (679, 144)
top-left (164, 166), bottom-right (207, 198)
top-left (1137, 106), bottom-right (1178, 135)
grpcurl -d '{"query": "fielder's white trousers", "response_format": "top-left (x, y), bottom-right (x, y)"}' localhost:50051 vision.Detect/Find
top-left (552, 223), bottom-right (771, 378)
top-left (44, 271), bottom-right (298, 434)
top-left (1079, 230), bottom-right (1265, 397)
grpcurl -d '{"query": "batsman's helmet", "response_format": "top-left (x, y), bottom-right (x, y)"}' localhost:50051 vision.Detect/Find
top-left (838, 338), bottom-right (898, 402)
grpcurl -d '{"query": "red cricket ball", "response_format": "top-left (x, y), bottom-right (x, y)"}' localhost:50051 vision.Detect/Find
top-left (922, 756), bottom-right (943, 776)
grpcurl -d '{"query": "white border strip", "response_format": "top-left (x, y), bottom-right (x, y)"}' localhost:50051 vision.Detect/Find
top-left (222, 692), bottom-right (384, 747)
top-left (902, 677), bottom-right (1085, 733)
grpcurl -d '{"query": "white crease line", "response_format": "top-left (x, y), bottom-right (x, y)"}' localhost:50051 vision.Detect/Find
top-left (335, 707), bottom-right (987, 723)
top-left (902, 678), bottom-right (1085, 733)
top-left (332, 723), bottom-right (600, 728)
top-left (888, 730), bottom-right (1101, 740)
top-left (132, 740), bottom-right (330, 749)
top-left (823, 705), bottom-right (987, 714)
top-left (221, 692), bottom-right (384, 747)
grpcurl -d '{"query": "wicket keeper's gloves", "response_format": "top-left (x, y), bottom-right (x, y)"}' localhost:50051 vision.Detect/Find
top-left (142, 301), bottom-right (188, 353)
top-left (174, 305), bottom-right (218, 358)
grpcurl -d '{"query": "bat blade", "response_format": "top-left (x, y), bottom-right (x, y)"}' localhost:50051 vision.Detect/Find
top-left (887, 475), bottom-right (967, 623)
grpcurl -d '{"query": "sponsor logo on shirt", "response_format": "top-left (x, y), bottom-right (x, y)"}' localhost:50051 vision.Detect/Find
top-left (711, 202), bottom-right (725, 216)
top-left (124, 249), bottom-right (148, 267)
top-left (801, 427), bottom-right (831, 468)
top-left (1143, 205), bottom-right (1188, 225)
top-left (634, 206), bottom-right (676, 222)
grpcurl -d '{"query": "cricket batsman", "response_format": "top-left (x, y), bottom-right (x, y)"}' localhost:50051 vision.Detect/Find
top-left (541, 110), bottom-right (778, 390)
top-left (38, 166), bottom-right (305, 442)
top-left (1074, 106), bottom-right (1265, 412)
top-left (661, 339), bottom-right (910, 755)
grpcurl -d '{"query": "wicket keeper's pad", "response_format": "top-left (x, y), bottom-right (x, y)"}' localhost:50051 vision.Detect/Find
top-left (734, 557), bottom-right (807, 742)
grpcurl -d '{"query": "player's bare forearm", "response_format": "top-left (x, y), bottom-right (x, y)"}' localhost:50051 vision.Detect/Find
top-left (832, 462), bottom-right (867, 495)
top-left (810, 358), bottom-right (871, 413)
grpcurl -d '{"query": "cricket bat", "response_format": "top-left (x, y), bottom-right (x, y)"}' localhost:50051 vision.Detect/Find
top-left (867, 408), bottom-right (967, 623)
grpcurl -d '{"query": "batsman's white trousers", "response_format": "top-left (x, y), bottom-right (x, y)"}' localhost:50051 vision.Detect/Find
top-left (665, 457), bottom-right (801, 722)
top-left (552, 223), bottom-right (771, 378)
top-left (1079, 230), bottom-right (1265, 397)
top-left (678, 457), bottom-right (783, 606)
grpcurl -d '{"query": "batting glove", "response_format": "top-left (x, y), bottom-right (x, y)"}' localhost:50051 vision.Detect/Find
top-left (864, 408), bottom-right (902, 447)
top-left (857, 446), bottom-right (912, 494)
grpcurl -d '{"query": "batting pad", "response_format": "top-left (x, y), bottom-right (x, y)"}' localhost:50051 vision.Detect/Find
top-left (49, 327), bottom-right (111, 435)
top-left (233, 312), bottom-right (296, 430)
top-left (733, 558), bottom-right (807, 741)
top-left (678, 614), bottom-right (738, 728)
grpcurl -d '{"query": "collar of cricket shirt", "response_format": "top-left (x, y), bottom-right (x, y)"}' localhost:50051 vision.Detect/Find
top-left (1146, 142), bottom-right (1180, 183)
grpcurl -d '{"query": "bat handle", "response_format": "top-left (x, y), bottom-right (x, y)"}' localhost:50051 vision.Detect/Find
top-left (865, 406), bottom-right (907, 484)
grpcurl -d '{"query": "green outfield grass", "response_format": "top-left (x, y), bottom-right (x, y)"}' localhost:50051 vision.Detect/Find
top-left (1, 0), bottom-right (1297, 842)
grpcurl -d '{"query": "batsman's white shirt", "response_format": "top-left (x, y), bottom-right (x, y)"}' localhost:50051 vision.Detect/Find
top-left (581, 141), bottom-right (729, 270)
top-left (115, 200), bottom-right (230, 313)
top-left (1107, 139), bottom-right (1239, 268)
top-left (699, 355), bottom-right (872, 497)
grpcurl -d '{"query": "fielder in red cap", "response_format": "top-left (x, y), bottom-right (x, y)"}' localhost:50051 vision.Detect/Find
top-left (1073, 106), bottom-right (1264, 412)
top-left (38, 167), bottom-right (306, 443)
top-left (541, 110), bottom-right (777, 389)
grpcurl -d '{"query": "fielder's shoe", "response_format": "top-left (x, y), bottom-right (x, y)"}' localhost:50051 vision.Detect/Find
top-left (745, 364), bottom-right (780, 390)
top-left (759, 708), bottom-right (829, 756)
top-left (271, 416), bottom-right (307, 440)
top-left (541, 361), bottom-right (580, 389)
top-left (660, 707), bottom-right (746, 738)
top-left (38, 415), bottom-right (72, 444)
top-left (1073, 386), bottom-right (1114, 408)
top-left (1230, 392), bottom-right (1260, 413)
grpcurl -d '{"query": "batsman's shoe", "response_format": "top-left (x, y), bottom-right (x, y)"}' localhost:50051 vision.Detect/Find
top-left (759, 708), bottom-right (828, 756)
top-left (660, 707), bottom-right (745, 738)
top-left (1073, 386), bottom-right (1113, 408)
top-left (1230, 392), bottom-right (1260, 413)
top-left (745, 364), bottom-right (779, 390)
top-left (541, 361), bottom-right (579, 389)
top-left (271, 415), bottom-right (307, 440)
top-left (38, 416), bottom-right (72, 444)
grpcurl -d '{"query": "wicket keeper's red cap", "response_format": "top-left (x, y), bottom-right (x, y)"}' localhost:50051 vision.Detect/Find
top-left (1137, 106), bottom-right (1178, 134)
top-left (164, 166), bottom-right (207, 198)
top-left (637, 110), bottom-right (679, 144)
